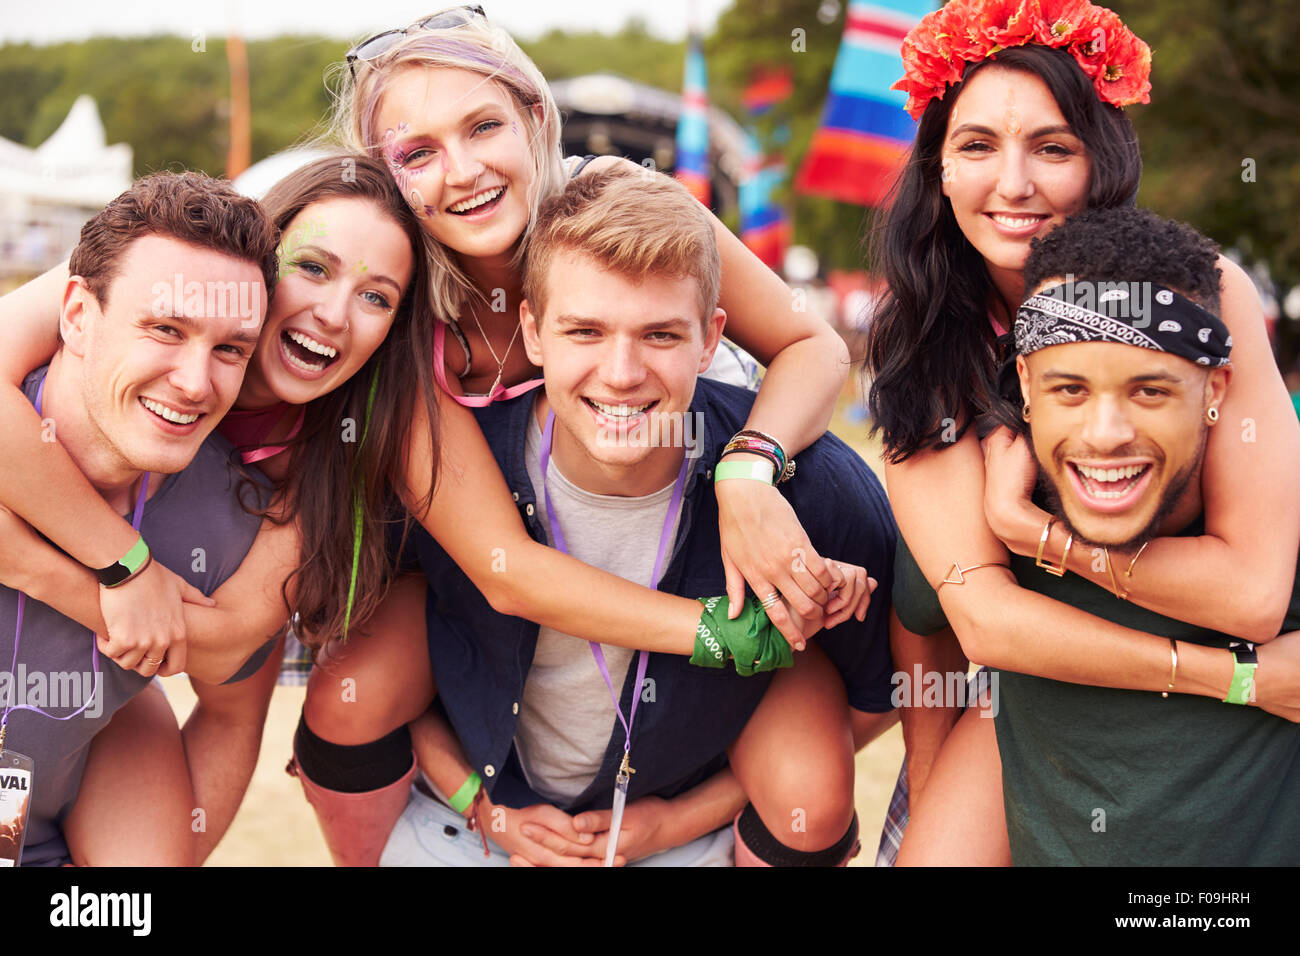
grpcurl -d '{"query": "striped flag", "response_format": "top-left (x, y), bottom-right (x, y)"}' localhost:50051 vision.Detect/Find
top-left (739, 129), bottom-right (791, 270)
top-left (795, 0), bottom-right (936, 207)
top-left (675, 33), bottom-right (711, 206)
top-left (742, 67), bottom-right (794, 116)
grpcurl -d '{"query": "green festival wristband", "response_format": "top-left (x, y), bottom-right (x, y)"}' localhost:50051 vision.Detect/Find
top-left (449, 771), bottom-right (482, 814)
top-left (96, 534), bottom-right (151, 588)
top-left (1223, 658), bottom-right (1258, 705)
top-left (692, 596), bottom-right (794, 676)
top-left (713, 460), bottom-right (776, 486)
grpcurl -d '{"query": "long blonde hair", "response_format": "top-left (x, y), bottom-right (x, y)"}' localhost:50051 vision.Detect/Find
top-left (330, 15), bottom-right (567, 323)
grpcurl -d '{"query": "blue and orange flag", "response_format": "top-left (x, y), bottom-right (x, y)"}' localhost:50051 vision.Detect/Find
top-left (675, 33), bottom-right (711, 207)
top-left (739, 130), bottom-right (791, 270)
top-left (795, 0), bottom-right (936, 207)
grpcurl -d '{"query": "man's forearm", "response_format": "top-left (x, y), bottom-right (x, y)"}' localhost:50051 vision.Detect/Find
top-left (658, 767), bottom-right (748, 850)
top-left (409, 705), bottom-right (475, 803)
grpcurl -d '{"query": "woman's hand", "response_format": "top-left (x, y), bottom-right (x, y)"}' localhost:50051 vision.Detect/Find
top-left (572, 796), bottom-right (672, 865)
top-left (716, 472), bottom-right (839, 649)
top-left (97, 559), bottom-right (214, 678)
top-left (982, 425), bottom-right (1048, 557)
top-left (822, 561), bottom-right (878, 629)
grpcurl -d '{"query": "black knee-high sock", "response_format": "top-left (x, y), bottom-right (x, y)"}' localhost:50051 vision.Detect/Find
top-left (736, 803), bottom-right (860, 866)
top-left (293, 712), bottom-right (413, 793)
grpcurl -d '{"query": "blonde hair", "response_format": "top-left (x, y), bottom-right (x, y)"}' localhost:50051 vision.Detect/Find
top-left (523, 165), bottom-right (721, 326)
top-left (330, 15), bottom-right (567, 322)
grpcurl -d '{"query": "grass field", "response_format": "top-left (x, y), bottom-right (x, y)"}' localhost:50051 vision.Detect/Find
top-left (163, 374), bottom-right (904, 867)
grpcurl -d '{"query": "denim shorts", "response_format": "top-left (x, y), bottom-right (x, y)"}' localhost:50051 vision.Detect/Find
top-left (380, 785), bottom-right (735, 867)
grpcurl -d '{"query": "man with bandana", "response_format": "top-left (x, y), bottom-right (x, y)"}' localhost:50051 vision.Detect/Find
top-left (890, 206), bottom-right (1300, 865)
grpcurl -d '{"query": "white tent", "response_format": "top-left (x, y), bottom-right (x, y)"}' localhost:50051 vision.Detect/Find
top-left (231, 147), bottom-right (334, 200)
top-left (0, 95), bottom-right (133, 280)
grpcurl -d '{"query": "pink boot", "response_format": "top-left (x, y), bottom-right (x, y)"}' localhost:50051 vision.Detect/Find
top-left (287, 755), bottom-right (416, 867)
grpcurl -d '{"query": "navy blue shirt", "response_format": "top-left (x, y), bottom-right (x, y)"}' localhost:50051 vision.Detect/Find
top-left (410, 378), bottom-right (897, 811)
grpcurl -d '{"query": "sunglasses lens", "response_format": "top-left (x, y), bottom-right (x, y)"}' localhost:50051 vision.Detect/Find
top-left (417, 6), bottom-right (485, 31)
top-left (349, 30), bottom-right (402, 63)
top-left (348, 7), bottom-right (487, 68)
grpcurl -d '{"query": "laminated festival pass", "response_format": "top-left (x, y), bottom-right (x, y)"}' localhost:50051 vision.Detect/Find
top-left (0, 749), bottom-right (34, 866)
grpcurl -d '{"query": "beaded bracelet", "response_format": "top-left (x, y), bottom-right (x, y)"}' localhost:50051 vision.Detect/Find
top-left (720, 436), bottom-right (783, 476)
top-left (722, 430), bottom-right (796, 483)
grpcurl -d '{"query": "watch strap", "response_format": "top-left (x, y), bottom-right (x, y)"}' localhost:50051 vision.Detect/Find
top-left (96, 535), bottom-right (150, 588)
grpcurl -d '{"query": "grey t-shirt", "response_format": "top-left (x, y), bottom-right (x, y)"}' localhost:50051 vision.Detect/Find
top-left (513, 412), bottom-right (683, 804)
top-left (1, 367), bottom-right (267, 866)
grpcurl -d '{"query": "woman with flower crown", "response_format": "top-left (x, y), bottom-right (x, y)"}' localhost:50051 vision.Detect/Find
top-left (863, 0), bottom-right (1300, 863)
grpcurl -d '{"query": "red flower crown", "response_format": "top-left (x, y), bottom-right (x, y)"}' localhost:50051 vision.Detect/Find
top-left (892, 0), bottom-right (1152, 121)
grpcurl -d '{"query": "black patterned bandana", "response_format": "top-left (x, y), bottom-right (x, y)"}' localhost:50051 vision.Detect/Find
top-left (1015, 280), bottom-right (1232, 368)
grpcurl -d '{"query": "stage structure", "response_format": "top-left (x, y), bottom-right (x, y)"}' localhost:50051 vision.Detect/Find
top-left (549, 73), bottom-right (748, 217)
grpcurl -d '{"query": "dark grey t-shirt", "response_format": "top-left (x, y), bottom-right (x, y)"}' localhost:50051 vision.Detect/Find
top-left (1, 367), bottom-right (267, 866)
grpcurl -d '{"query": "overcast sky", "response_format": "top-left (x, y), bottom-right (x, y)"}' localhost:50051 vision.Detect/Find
top-left (1, 0), bottom-right (735, 45)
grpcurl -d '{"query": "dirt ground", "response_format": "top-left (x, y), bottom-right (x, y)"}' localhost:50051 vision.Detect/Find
top-left (164, 377), bottom-right (903, 867)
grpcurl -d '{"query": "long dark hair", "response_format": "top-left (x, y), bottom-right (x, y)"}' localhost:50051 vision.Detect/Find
top-left (865, 45), bottom-right (1142, 462)
top-left (257, 154), bottom-right (438, 647)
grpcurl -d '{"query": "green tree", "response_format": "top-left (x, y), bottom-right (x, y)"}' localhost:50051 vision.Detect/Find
top-left (1112, 0), bottom-right (1300, 363)
top-left (708, 0), bottom-right (877, 272)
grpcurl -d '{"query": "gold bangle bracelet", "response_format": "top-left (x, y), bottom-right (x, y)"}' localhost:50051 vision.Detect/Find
top-left (1103, 547), bottom-right (1125, 599)
top-left (1035, 517), bottom-right (1057, 569)
top-left (936, 561), bottom-right (1010, 590)
top-left (1119, 541), bottom-right (1150, 601)
top-left (1040, 527), bottom-right (1073, 578)
top-left (1162, 638), bottom-right (1178, 698)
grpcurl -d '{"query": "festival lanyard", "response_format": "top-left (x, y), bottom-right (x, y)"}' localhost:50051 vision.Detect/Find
top-left (0, 376), bottom-right (151, 750)
top-left (538, 410), bottom-right (688, 866)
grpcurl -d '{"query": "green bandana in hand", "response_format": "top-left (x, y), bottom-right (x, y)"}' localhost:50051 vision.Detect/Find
top-left (692, 596), bottom-right (794, 676)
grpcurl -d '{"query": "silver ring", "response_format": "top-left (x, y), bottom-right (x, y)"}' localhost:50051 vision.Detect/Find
top-left (760, 591), bottom-right (781, 609)
top-left (143, 657), bottom-right (163, 666)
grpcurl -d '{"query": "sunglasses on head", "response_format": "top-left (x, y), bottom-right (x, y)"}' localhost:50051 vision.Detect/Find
top-left (346, 5), bottom-right (488, 78)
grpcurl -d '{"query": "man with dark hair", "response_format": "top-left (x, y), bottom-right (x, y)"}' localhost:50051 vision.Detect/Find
top-left (891, 206), bottom-right (1300, 865)
top-left (0, 171), bottom-right (281, 866)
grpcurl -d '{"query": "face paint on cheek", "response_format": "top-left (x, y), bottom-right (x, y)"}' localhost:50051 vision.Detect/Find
top-left (511, 120), bottom-right (519, 136)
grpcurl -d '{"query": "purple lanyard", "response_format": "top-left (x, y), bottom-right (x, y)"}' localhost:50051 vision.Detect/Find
top-left (0, 376), bottom-right (150, 736)
top-left (537, 410), bottom-right (688, 762)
